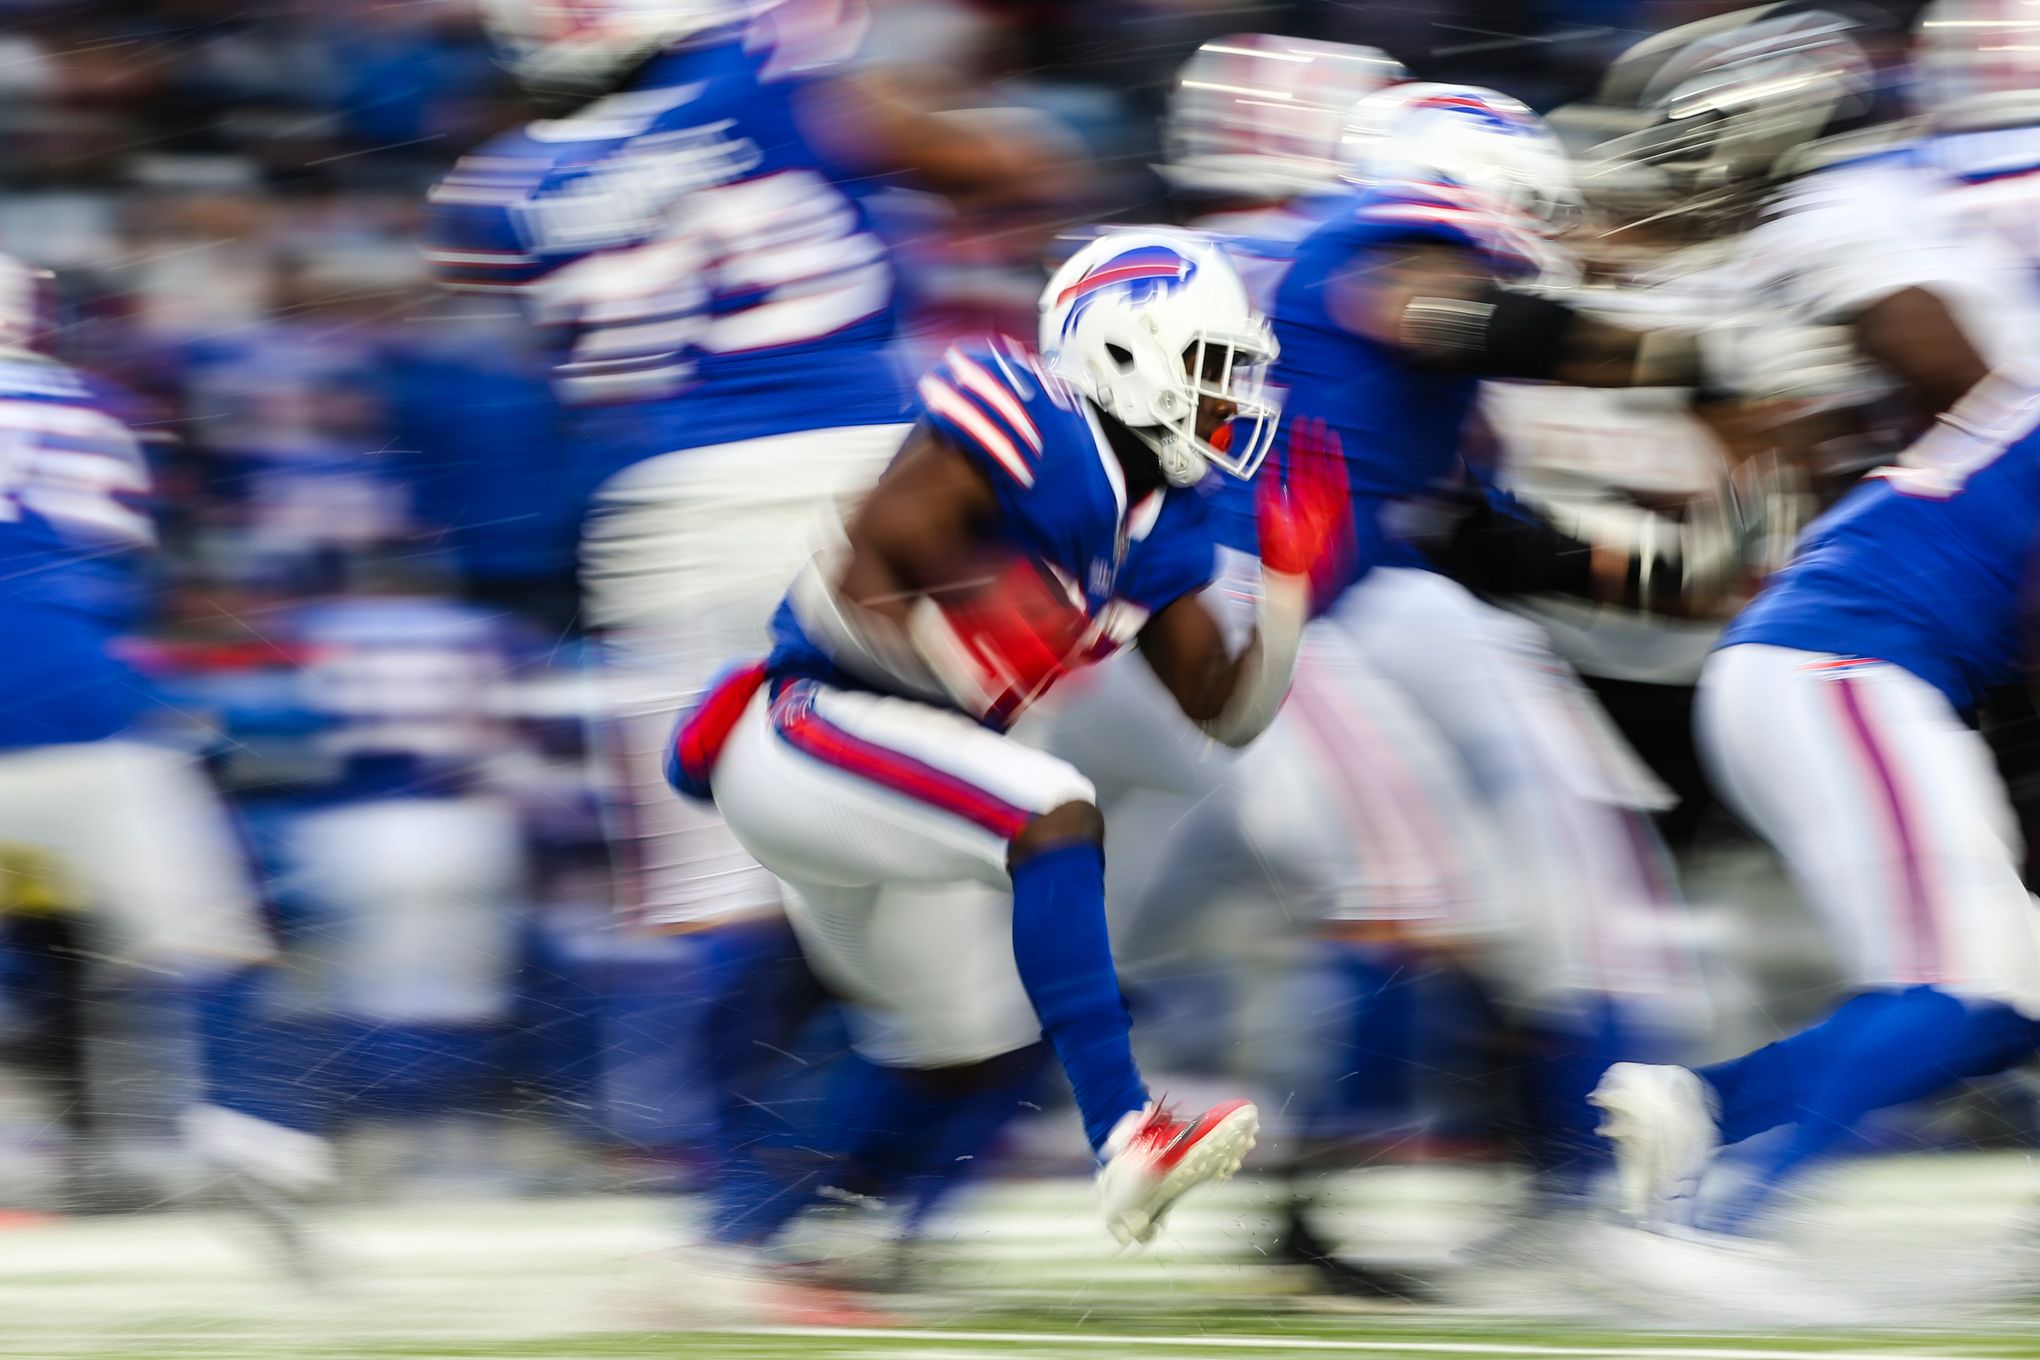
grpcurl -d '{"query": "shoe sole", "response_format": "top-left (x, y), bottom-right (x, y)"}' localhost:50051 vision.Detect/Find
top-left (1109, 1104), bottom-right (1260, 1247)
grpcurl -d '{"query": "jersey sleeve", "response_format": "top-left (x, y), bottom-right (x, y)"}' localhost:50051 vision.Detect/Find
top-left (916, 342), bottom-right (1067, 538)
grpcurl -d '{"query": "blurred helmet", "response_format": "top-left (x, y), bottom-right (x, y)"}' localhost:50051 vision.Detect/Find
top-left (1039, 231), bottom-right (1279, 488)
top-left (1579, 4), bottom-right (1877, 223)
top-left (1914, 0), bottom-right (2040, 132)
top-left (477, 0), bottom-right (772, 93)
top-left (1163, 34), bottom-right (1408, 200)
top-left (1338, 83), bottom-right (1585, 283)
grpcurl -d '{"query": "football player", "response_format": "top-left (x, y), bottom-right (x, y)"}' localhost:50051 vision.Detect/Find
top-left (1235, 82), bottom-right (1724, 1204)
top-left (1593, 365), bottom-right (2040, 1237)
top-left (0, 256), bottom-right (332, 1262)
top-left (424, 0), bottom-right (1077, 1244)
top-left (1582, 4), bottom-right (2040, 465)
top-left (671, 230), bottom-right (1349, 1247)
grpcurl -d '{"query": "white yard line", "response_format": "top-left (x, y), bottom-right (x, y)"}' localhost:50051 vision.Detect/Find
top-left (727, 1327), bottom-right (2015, 1360)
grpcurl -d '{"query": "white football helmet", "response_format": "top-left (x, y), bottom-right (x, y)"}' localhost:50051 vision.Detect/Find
top-left (1039, 231), bottom-right (1279, 488)
top-left (1163, 35), bottom-right (1407, 200)
top-left (1338, 83), bottom-right (1584, 282)
top-left (1915, 0), bottom-right (2040, 132)
top-left (478, 0), bottom-right (771, 93)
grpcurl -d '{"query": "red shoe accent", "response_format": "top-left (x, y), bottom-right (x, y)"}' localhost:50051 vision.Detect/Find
top-left (1139, 1098), bottom-right (1255, 1174)
top-left (766, 1279), bottom-right (902, 1328)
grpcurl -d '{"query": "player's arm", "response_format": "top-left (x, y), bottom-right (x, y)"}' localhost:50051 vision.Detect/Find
top-left (794, 424), bottom-right (1094, 721)
top-left (1330, 243), bottom-right (1698, 389)
top-left (1136, 421), bottom-right (1352, 748)
top-left (799, 68), bottom-right (1083, 208)
top-left (1850, 285), bottom-right (1990, 427)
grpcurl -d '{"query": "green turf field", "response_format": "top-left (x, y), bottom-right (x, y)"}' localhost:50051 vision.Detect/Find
top-left (5, 1155), bottom-right (2039, 1359)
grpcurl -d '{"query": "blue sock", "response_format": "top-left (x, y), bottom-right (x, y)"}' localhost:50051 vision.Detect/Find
top-left (695, 918), bottom-right (825, 1242)
top-left (710, 1052), bottom-right (903, 1248)
top-left (1701, 986), bottom-right (2040, 1225)
top-left (896, 1047), bottom-right (1048, 1234)
top-left (187, 967), bottom-right (327, 1135)
top-left (1009, 844), bottom-right (1147, 1153)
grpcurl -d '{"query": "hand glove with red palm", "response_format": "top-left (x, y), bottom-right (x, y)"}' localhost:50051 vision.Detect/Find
top-left (1256, 415), bottom-right (1354, 615)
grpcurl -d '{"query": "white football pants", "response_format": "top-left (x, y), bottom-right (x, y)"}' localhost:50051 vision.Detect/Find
top-left (0, 739), bottom-right (269, 970)
top-left (580, 422), bottom-right (911, 930)
top-left (714, 680), bottom-right (1090, 1068)
top-left (279, 795), bottom-right (525, 1024)
top-left (1698, 643), bottom-right (2040, 1016)
top-left (1325, 568), bottom-right (1701, 1026)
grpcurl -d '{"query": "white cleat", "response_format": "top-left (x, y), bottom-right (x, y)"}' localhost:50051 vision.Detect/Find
top-left (182, 1105), bottom-right (338, 1288)
top-left (1096, 1098), bottom-right (1259, 1247)
top-left (1589, 1063), bottom-right (1719, 1227)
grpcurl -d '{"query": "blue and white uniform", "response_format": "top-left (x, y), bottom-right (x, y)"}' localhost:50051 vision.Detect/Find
top-left (1251, 184), bottom-right (1698, 1026)
top-left (0, 344), bottom-right (334, 1204)
top-left (1596, 373), bottom-right (2040, 1233)
top-left (1025, 199), bottom-right (1489, 942)
top-left (425, 12), bottom-right (915, 928)
top-left (708, 340), bottom-right (1220, 1066)
top-left (1700, 371), bottom-right (2040, 1005)
top-left (0, 350), bottom-right (271, 968)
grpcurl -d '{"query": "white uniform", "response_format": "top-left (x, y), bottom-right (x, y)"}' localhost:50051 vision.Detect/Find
top-left (1482, 250), bottom-right (1762, 688)
top-left (0, 740), bottom-right (271, 967)
top-left (1697, 645), bottom-right (2040, 1010)
top-left (584, 422), bottom-right (909, 928)
top-left (1920, 125), bottom-right (2040, 267)
top-left (714, 681), bottom-right (1070, 1066)
top-left (1720, 149), bottom-right (2040, 404)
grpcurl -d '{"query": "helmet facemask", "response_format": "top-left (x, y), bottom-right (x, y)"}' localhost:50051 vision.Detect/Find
top-left (1124, 330), bottom-right (1280, 487)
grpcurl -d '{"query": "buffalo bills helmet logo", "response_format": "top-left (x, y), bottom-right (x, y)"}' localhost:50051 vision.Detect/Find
top-left (1405, 91), bottom-right (1535, 136)
top-left (1054, 245), bottom-right (1197, 339)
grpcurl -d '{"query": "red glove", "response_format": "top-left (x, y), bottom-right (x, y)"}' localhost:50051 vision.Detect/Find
top-left (1256, 416), bottom-right (1354, 611)
top-left (917, 556), bottom-right (1093, 726)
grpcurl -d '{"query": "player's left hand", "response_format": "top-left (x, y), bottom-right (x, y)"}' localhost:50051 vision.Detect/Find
top-left (1257, 416), bottom-right (1354, 613)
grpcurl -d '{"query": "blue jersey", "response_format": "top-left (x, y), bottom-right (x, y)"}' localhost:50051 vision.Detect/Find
top-left (423, 21), bottom-right (909, 484)
top-left (0, 353), bottom-right (159, 750)
top-left (1723, 379), bottom-right (2040, 711)
top-left (1262, 184), bottom-right (1537, 595)
top-left (767, 339), bottom-right (1218, 724)
top-left (1196, 195), bottom-right (1346, 554)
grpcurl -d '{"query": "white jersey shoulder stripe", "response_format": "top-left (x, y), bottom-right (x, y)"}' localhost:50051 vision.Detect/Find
top-left (919, 374), bottom-right (1035, 488)
top-left (945, 349), bottom-right (1042, 451)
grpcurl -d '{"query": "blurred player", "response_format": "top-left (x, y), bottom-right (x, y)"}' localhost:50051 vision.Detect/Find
top-left (1581, 4), bottom-right (2040, 461)
top-left (425, 0), bottom-right (1075, 1240)
top-left (1592, 365), bottom-right (2040, 1238)
top-left (1030, 38), bottom-right (1489, 1292)
top-left (672, 230), bottom-right (1350, 1247)
top-left (273, 594), bottom-right (527, 1151)
top-left (0, 256), bottom-right (330, 1258)
top-left (1473, 192), bottom-right (1788, 849)
top-left (1238, 83), bottom-right (1729, 1211)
